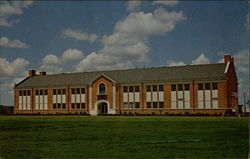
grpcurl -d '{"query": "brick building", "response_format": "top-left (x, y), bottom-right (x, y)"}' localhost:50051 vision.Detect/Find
top-left (14, 54), bottom-right (238, 115)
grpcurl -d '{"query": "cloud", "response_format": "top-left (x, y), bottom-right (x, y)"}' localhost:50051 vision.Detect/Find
top-left (75, 8), bottom-right (186, 72)
top-left (152, 0), bottom-right (179, 6)
top-left (40, 48), bottom-right (84, 73)
top-left (0, 1), bottom-right (33, 27)
top-left (0, 37), bottom-right (29, 48)
top-left (127, 1), bottom-right (142, 12)
top-left (233, 49), bottom-right (249, 75)
top-left (0, 57), bottom-right (29, 77)
top-left (191, 54), bottom-right (210, 65)
top-left (62, 28), bottom-right (98, 42)
top-left (167, 60), bottom-right (186, 66)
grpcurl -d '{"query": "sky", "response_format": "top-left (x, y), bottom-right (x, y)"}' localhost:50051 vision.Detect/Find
top-left (0, 1), bottom-right (249, 106)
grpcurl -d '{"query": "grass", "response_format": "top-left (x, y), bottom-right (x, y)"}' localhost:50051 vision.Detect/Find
top-left (0, 116), bottom-right (248, 159)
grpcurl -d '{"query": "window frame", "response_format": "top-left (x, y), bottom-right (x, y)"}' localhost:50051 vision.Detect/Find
top-left (98, 83), bottom-right (106, 95)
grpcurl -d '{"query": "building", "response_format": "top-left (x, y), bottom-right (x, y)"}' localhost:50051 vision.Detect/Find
top-left (14, 54), bottom-right (238, 115)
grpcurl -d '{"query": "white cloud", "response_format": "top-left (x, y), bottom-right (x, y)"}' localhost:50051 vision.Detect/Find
top-left (0, 1), bottom-right (33, 27)
top-left (191, 54), bottom-right (210, 65)
top-left (0, 36), bottom-right (29, 48)
top-left (75, 8), bottom-right (186, 72)
top-left (127, 1), bottom-right (142, 11)
top-left (167, 60), bottom-right (186, 66)
top-left (40, 48), bottom-right (84, 73)
top-left (233, 49), bottom-right (249, 75)
top-left (0, 57), bottom-right (29, 77)
top-left (152, 1), bottom-right (179, 6)
top-left (62, 28), bottom-right (98, 42)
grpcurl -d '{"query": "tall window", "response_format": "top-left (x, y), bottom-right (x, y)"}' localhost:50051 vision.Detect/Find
top-left (99, 83), bottom-right (106, 94)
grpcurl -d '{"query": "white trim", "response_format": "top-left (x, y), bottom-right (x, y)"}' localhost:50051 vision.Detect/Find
top-left (89, 86), bottom-right (92, 109)
top-left (224, 62), bottom-right (230, 73)
top-left (113, 85), bottom-right (116, 109)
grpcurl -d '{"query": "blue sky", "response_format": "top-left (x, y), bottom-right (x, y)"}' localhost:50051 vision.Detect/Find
top-left (0, 1), bottom-right (249, 105)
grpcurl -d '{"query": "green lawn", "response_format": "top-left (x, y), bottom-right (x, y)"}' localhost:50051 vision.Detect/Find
top-left (0, 116), bottom-right (248, 159)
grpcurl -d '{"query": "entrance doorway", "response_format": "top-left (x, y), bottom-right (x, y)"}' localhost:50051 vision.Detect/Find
top-left (97, 102), bottom-right (108, 115)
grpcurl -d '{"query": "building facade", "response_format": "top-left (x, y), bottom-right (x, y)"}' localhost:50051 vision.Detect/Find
top-left (14, 55), bottom-right (238, 115)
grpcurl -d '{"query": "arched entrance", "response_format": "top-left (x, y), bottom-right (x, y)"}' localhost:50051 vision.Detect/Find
top-left (97, 102), bottom-right (108, 115)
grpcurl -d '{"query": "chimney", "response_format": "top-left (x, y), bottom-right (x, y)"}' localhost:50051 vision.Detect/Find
top-left (39, 71), bottom-right (46, 76)
top-left (224, 54), bottom-right (231, 64)
top-left (28, 70), bottom-right (36, 77)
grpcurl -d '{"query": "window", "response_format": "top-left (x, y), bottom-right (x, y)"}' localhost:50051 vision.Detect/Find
top-left (40, 90), bottom-right (43, 95)
top-left (44, 90), bottom-right (48, 95)
top-left (147, 86), bottom-right (151, 92)
top-left (23, 90), bottom-right (26, 96)
top-left (71, 103), bottom-right (75, 109)
top-left (58, 89), bottom-right (61, 94)
top-left (19, 90), bottom-right (22, 96)
top-left (53, 104), bottom-right (56, 109)
top-left (27, 90), bottom-right (30, 96)
top-left (212, 83), bottom-right (217, 90)
top-left (147, 102), bottom-right (151, 108)
top-left (135, 102), bottom-right (139, 108)
top-left (178, 84), bottom-right (183, 91)
top-left (198, 83), bottom-right (203, 90)
top-left (36, 90), bottom-right (39, 95)
top-left (135, 86), bottom-right (139, 92)
top-left (77, 103), bottom-right (80, 109)
top-left (76, 88), bottom-right (80, 94)
top-left (123, 87), bottom-right (128, 92)
top-left (62, 104), bottom-right (66, 109)
top-left (71, 88), bottom-right (75, 94)
top-left (129, 86), bottom-right (134, 92)
top-left (159, 102), bottom-right (164, 108)
top-left (53, 89), bottom-right (57, 95)
top-left (81, 88), bottom-right (85, 94)
top-left (129, 102), bottom-right (134, 109)
top-left (99, 83), bottom-right (106, 94)
top-left (171, 84), bottom-right (176, 91)
top-left (62, 89), bottom-right (66, 94)
top-left (153, 102), bottom-right (158, 108)
top-left (185, 84), bottom-right (190, 91)
top-left (205, 83), bottom-right (210, 90)
top-left (153, 85), bottom-right (157, 92)
top-left (159, 85), bottom-right (164, 91)
top-left (81, 103), bottom-right (85, 109)
top-left (124, 102), bottom-right (128, 109)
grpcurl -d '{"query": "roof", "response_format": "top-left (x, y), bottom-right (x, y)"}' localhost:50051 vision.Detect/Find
top-left (15, 63), bottom-right (226, 88)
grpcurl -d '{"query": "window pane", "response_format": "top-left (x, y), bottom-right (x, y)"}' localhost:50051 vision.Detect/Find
top-left (53, 104), bottom-right (56, 109)
top-left (153, 85), bottom-right (157, 92)
top-left (185, 84), bottom-right (190, 91)
top-left (135, 102), bottom-right (139, 108)
top-left (36, 90), bottom-right (39, 95)
top-left (71, 88), bottom-right (75, 94)
top-left (53, 89), bottom-right (56, 95)
top-left (129, 102), bottom-right (133, 109)
top-left (81, 103), bottom-right (85, 109)
top-left (124, 102), bottom-right (128, 109)
top-left (198, 84), bottom-right (203, 90)
top-left (77, 103), bottom-right (80, 109)
top-left (147, 102), bottom-right (151, 108)
top-left (62, 104), bottom-right (66, 109)
top-left (62, 89), bottom-right (66, 94)
top-left (81, 88), bottom-right (85, 94)
top-left (129, 86), bottom-right (134, 92)
top-left (23, 90), bottom-right (26, 96)
top-left (71, 103), bottom-right (75, 109)
top-left (40, 90), bottom-right (43, 95)
top-left (205, 83), bottom-right (210, 90)
top-left (159, 85), bottom-right (164, 91)
top-left (123, 87), bottom-right (127, 92)
top-left (57, 104), bottom-right (61, 109)
top-left (178, 84), bottom-right (183, 91)
top-left (58, 89), bottom-right (61, 94)
top-left (27, 90), bottom-right (30, 96)
top-left (159, 102), bottom-right (164, 108)
top-left (171, 84), bottom-right (176, 91)
top-left (135, 86), bottom-right (139, 92)
top-left (99, 83), bottom-right (106, 94)
top-left (212, 83), bottom-right (217, 90)
top-left (19, 90), bottom-right (22, 96)
top-left (153, 102), bottom-right (158, 108)
top-left (146, 86), bottom-right (151, 92)
top-left (76, 88), bottom-right (80, 94)
top-left (44, 90), bottom-right (48, 95)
